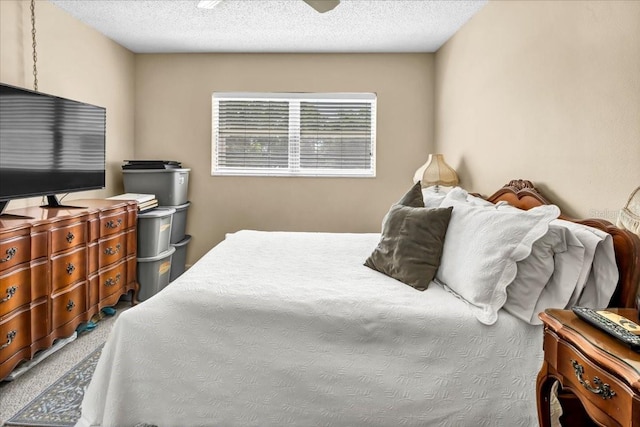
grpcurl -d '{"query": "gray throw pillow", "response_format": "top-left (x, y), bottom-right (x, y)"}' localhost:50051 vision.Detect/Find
top-left (379, 182), bottom-right (425, 231)
top-left (365, 205), bottom-right (453, 291)
top-left (397, 181), bottom-right (425, 208)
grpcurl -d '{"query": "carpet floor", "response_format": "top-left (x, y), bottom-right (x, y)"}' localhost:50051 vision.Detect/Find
top-left (4, 345), bottom-right (103, 427)
top-left (0, 301), bottom-right (131, 427)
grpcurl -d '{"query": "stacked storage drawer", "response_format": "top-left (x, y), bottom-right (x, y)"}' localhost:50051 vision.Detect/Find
top-left (123, 167), bottom-right (190, 207)
top-left (123, 163), bottom-right (191, 286)
top-left (165, 201), bottom-right (191, 282)
top-left (136, 208), bottom-right (175, 301)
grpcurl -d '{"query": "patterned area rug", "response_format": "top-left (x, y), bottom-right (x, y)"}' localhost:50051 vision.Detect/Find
top-left (5, 345), bottom-right (103, 427)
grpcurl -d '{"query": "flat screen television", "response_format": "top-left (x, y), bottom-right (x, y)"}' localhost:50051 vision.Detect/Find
top-left (0, 83), bottom-right (106, 217)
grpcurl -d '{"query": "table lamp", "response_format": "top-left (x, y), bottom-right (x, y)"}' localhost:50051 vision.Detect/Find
top-left (413, 154), bottom-right (459, 193)
top-left (618, 186), bottom-right (640, 236)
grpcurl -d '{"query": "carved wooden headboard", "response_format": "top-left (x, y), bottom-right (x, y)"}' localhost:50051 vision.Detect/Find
top-left (486, 179), bottom-right (640, 309)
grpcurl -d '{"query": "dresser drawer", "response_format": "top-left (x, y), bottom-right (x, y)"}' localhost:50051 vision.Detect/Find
top-left (0, 261), bottom-right (47, 317)
top-left (51, 247), bottom-right (87, 292)
top-left (98, 233), bottom-right (127, 267)
top-left (51, 282), bottom-right (87, 330)
top-left (100, 211), bottom-right (127, 238)
top-left (51, 222), bottom-right (87, 254)
top-left (0, 235), bottom-right (31, 273)
top-left (99, 261), bottom-right (128, 301)
top-left (557, 340), bottom-right (633, 425)
top-left (0, 305), bottom-right (31, 365)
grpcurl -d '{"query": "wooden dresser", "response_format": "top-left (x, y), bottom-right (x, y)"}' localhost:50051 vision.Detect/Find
top-left (0, 199), bottom-right (138, 381)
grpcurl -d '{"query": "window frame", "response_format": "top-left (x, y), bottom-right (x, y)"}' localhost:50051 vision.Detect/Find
top-left (211, 92), bottom-right (376, 178)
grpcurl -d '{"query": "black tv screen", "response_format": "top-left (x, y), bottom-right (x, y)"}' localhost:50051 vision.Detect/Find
top-left (0, 83), bottom-right (106, 209)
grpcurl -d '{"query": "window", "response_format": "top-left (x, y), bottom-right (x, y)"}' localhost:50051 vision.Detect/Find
top-left (212, 92), bottom-right (376, 177)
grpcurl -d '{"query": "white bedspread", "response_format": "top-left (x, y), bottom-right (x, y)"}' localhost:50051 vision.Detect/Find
top-left (77, 231), bottom-right (543, 427)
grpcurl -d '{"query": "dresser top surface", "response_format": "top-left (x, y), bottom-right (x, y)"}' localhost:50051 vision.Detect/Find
top-left (0, 199), bottom-right (134, 231)
top-left (542, 308), bottom-right (640, 378)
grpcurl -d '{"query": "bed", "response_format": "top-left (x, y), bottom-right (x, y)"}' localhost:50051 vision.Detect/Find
top-left (76, 180), bottom-right (640, 427)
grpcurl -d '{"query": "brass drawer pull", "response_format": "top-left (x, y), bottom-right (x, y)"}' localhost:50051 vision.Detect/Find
top-left (105, 219), bottom-right (122, 229)
top-left (0, 330), bottom-right (17, 350)
top-left (571, 360), bottom-right (616, 399)
top-left (104, 273), bottom-right (121, 287)
top-left (66, 299), bottom-right (75, 312)
top-left (104, 243), bottom-right (121, 256)
top-left (66, 231), bottom-right (75, 243)
top-left (66, 263), bottom-right (76, 275)
top-left (1, 286), bottom-right (17, 303)
top-left (0, 247), bottom-right (17, 263)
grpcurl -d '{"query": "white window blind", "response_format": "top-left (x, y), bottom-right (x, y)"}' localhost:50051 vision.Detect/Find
top-left (212, 92), bottom-right (376, 177)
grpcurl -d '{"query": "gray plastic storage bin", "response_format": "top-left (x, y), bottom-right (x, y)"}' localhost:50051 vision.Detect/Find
top-left (160, 201), bottom-right (190, 244)
top-left (137, 208), bottom-right (175, 258)
top-left (137, 246), bottom-right (176, 301)
top-left (123, 168), bottom-right (190, 206)
top-left (169, 234), bottom-right (191, 282)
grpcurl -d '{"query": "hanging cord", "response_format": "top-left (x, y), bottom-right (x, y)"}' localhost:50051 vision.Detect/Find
top-left (31, 0), bottom-right (38, 91)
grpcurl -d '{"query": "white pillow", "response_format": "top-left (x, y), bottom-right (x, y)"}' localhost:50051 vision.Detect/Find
top-left (553, 219), bottom-right (619, 308)
top-left (466, 193), bottom-right (499, 208)
top-left (502, 224), bottom-right (571, 324)
top-left (578, 229), bottom-right (618, 308)
top-left (493, 204), bottom-right (587, 325)
top-left (450, 186), bottom-right (502, 208)
top-left (442, 186), bottom-right (473, 205)
top-left (446, 185), bottom-right (509, 208)
top-left (437, 197), bottom-right (561, 325)
top-left (421, 186), bottom-right (447, 208)
top-left (529, 226), bottom-right (585, 323)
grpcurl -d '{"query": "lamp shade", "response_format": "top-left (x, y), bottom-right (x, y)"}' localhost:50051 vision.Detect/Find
top-left (618, 186), bottom-right (640, 235)
top-left (413, 154), bottom-right (459, 188)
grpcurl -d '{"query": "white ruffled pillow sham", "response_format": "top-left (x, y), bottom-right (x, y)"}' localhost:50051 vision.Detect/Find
top-left (491, 202), bottom-right (586, 325)
top-left (498, 209), bottom-right (617, 313)
top-left (504, 224), bottom-right (577, 324)
top-left (427, 187), bottom-right (617, 323)
top-left (442, 188), bottom-right (575, 324)
top-left (437, 191), bottom-right (560, 325)
top-left (482, 196), bottom-right (617, 321)
top-left (551, 219), bottom-right (618, 309)
top-left (526, 226), bottom-right (585, 324)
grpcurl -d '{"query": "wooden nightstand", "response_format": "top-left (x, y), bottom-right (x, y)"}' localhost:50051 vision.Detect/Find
top-left (537, 308), bottom-right (640, 427)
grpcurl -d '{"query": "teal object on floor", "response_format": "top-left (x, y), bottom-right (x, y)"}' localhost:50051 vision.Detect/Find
top-left (101, 307), bottom-right (116, 316)
top-left (76, 321), bottom-right (96, 334)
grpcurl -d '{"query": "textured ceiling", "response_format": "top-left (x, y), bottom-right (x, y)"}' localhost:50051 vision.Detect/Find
top-left (48, 0), bottom-right (487, 53)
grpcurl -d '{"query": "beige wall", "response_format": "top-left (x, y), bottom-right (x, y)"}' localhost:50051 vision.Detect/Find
top-left (135, 53), bottom-right (434, 264)
top-left (0, 0), bottom-right (135, 209)
top-left (6, 0), bottom-right (636, 267)
top-left (435, 0), bottom-right (640, 220)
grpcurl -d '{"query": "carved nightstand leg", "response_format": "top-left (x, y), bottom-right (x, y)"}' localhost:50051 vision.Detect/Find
top-left (536, 362), bottom-right (554, 427)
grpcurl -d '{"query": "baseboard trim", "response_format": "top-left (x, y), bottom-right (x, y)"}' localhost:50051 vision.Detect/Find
top-left (3, 333), bottom-right (77, 382)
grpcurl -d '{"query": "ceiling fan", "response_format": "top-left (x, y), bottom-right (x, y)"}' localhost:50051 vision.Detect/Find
top-left (197, 0), bottom-right (341, 14)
